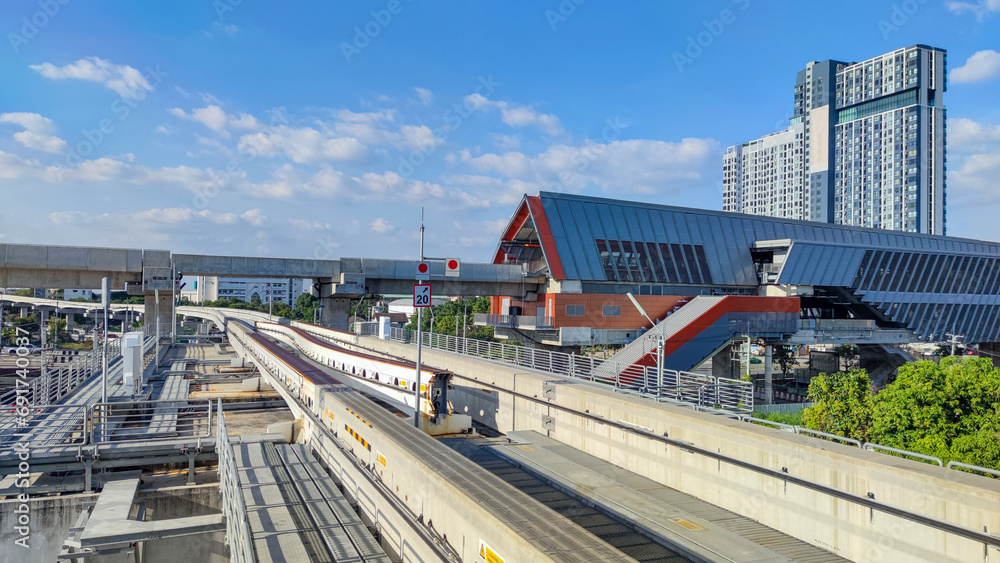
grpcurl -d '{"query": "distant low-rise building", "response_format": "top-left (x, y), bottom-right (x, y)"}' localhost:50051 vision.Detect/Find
top-left (188, 276), bottom-right (306, 305)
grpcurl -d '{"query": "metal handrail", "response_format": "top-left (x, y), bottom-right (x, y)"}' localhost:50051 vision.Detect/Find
top-left (91, 399), bottom-right (213, 444)
top-left (946, 461), bottom-right (1000, 478)
top-left (383, 327), bottom-right (754, 413)
top-left (795, 427), bottom-right (863, 447)
top-left (216, 400), bottom-right (255, 563)
top-left (739, 415), bottom-right (796, 432)
top-left (862, 443), bottom-right (943, 466)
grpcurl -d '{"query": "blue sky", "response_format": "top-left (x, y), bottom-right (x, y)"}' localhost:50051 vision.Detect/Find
top-left (0, 0), bottom-right (998, 262)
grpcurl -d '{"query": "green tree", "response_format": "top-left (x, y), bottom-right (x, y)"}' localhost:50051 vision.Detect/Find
top-left (833, 344), bottom-right (859, 370)
top-left (802, 369), bottom-right (874, 441)
top-left (293, 293), bottom-right (318, 321)
top-left (47, 317), bottom-right (67, 342)
top-left (869, 357), bottom-right (1000, 469)
top-left (772, 344), bottom-right (799, 377)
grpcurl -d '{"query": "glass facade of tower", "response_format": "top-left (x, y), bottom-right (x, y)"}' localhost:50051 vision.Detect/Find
top-left (723, 45), bottom-right (946, 235)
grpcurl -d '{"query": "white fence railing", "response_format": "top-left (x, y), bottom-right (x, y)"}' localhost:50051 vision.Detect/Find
top-left (0, 336), bottom-right (159, 407)
top-left (386, 327), bottom-right (753, 413)
top-left (217, 400), bottom-right (255, 563)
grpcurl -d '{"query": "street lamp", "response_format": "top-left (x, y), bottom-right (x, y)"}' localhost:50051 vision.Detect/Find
top-left (626, 292), bottom-right (664, 392)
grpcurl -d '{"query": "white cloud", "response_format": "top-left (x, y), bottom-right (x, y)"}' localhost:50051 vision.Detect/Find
top-left (951, 152), bottom-right (1000, 201)
top-left (950, 50), bottom-right (1000, 83)
top-left (492, 134), bottom-right (521, 151)
top-left (169, 104), bottom-right (260, 136)
top-left (330, 120), bottom-right (442, 152)
top-left (241, 209), bottom-right (267, 226)
top-left (50, 207), bottom-right (240, 227)
top-left (464, 94), bottom-right (565, 136)
top-left (949, 117), bottom-right (1000, 153)
top-left (456, 137), bottom-right (720, 196)
top-left (370, 217), bottom-right (395, 234)
top-left (155, 125), bottom-right (171, 134)
top-left (30, 57), bottom-right (152, 98)
top-left (237, 126), bottom-right (368, 163)
top-left (290, 219), bottom-right (332, 230)
top-left (334, 109), bottom-right (395, 124)
top-left (946, 0), bottom-right (1000, 19)
top-left (414, 87), bottom-right (433, 106)
top-left (0, 112), bottom-right (67, 154)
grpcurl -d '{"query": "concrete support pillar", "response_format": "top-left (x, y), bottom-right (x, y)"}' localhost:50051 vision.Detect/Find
top-left (144, 291), bottom-right (174, 338)
top-left (40, 309), bottom-right (48, 349)
top-left (763, 344), bottom-right (773, 405)
top-left (320, 296), bottom-right (351, 331)
top-left (65, 313), bottom-right (73, 332)
top-left (187, 453), bottom-right (196, 485)
top-left (20, 307), bottom-right (27, 318)
top-left (712, 343), bottom-right (739, 380)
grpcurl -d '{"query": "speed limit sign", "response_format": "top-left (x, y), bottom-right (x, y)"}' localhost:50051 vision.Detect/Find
top-left (413, 284), bottom-right (432, 308)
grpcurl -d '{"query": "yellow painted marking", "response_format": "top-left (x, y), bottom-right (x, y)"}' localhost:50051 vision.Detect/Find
top-left (377, 452), bottom-right (387, 468)
top-left (517, 446), bottom-right (534, 451)
top-left (478, 540), bottom-right (504, 563)
top-left (344, 424), bottom-right (371, 451)
top-left (670, 518), bottom-right (702, 531)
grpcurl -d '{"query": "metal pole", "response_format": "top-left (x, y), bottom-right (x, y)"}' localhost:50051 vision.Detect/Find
top-left (657, 334), bottom-right (664, 391)
top-left (101, 277), bottom-right (110, 403)
top-left (745, 325), bottom-right (751, 382)
top-left (155, 288), bottom-right (160, 373)
top-left (414, 209), bottom-right (424, 428)
top-left (170, 264), bottom-right (176, 345)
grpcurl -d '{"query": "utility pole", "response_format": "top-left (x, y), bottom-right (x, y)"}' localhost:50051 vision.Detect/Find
top-left (945, 332), bottom-right (965, 356)
top-left (101, 277), bottom-right (110, 404)
top-left (413, 209), bottom-right (425, 429)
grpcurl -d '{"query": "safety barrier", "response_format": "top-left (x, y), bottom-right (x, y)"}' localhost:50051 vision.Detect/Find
top-left (384, 326), bottom-right (754, 413)
top-left (0, 335), bottom-right (156, 408)
top-left (91, 399), bottom-right (212, 444)
top-left (216, 400), bottom-right (255, 563)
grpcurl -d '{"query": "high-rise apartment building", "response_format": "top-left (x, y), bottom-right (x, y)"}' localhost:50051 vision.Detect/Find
top-left (723, 45), bottom-right (946, 234)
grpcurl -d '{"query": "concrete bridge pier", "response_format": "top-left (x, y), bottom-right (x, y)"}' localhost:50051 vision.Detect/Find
top-left (320, 296), bottom-right (352, 331)
top-left (20, 306), bottom-right (27, 318)
top-left (712, 343), bottom-right (740, 379)
top-left (144, 291), bottom-right (175, 338)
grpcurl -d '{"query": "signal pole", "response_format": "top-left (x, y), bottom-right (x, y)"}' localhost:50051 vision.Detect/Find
top-left (413, 209), bottom-right (425, 428)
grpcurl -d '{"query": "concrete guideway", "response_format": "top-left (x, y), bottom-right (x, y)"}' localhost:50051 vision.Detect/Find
top-left (346, 332), bottom-right (1000, 562)
top-left (230, 319), bottom-right (639, 562)
top-left (0, 242), bottom-right (543, 331)
top-left (490, 431), bottom-right (848, 563)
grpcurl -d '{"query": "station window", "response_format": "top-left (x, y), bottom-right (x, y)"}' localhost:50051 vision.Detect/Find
top-left (566, 304), bottom-right (585, 316)
top-left (602, 305), bottom-right (621, 317)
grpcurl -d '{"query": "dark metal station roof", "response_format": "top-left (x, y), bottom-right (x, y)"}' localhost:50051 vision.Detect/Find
top-left (493, 192), bottom-right (1000, 342)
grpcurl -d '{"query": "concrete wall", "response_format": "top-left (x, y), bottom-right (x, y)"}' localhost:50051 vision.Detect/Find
top-left (350, 336), bottom-right (1000, 563)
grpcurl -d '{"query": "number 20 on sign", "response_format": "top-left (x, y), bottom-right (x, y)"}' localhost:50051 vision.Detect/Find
top-left (413, 284), bottom-right (432, 308)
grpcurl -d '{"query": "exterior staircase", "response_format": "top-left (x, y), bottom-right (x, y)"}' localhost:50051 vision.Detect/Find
top-left (595, 295), bottom-right (800, 386)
